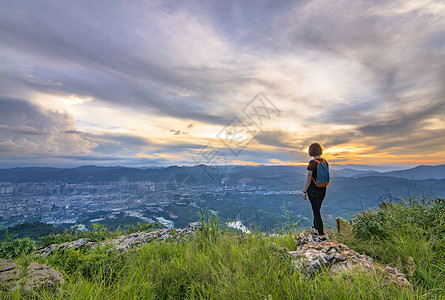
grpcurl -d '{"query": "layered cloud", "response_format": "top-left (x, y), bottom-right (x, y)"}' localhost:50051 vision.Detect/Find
top-left (0, 0), bottom-right (444, 167)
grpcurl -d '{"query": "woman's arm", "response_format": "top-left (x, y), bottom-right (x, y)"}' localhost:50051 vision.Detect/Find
top-left (303, 170), bottom-right (312, 200)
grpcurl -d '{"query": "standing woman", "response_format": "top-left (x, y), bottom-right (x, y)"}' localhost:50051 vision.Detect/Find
top-left (302, 143), bottom-right (330, 242)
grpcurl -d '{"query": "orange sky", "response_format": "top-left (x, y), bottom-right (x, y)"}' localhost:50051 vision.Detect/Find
top-left (1, 1), bottom-right (444, 168)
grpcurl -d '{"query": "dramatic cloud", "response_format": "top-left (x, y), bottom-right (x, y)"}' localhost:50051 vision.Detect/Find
top-left (0, 97), bottom-right (94, 157)
top-left (0, 0), bottom-right (444, 167)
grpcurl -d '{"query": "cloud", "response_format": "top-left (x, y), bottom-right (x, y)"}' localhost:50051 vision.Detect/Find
top-left (169, 129), bottom-right (189, 136)
top-left (0, 1), bottom-right (237, 125)
top-left (0, 125), bottom-right (47, 136)
top-left (0, 98), bottom-right (95, 157)
top-left (253, 130), bottom-right (301, 149)
top-left (0, 0), bottom-right (444, 166)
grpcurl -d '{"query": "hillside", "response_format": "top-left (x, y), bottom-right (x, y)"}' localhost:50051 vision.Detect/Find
top-left (0, 222), bottom-right (64, 242)
top-left (0, 198), bottom-right (444, 299)
top-left (9, 163), bottom-right (444, 184)
top-left (381, 164), bottom-right (445, 180)
top-left (0, 164), bottom-right (308, 184)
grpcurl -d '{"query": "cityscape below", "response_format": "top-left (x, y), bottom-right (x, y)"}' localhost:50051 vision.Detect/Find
top-left (1, 164), bottom-right (445, 232)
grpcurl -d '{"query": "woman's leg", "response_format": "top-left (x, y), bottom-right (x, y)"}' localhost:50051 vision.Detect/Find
top-left (308, 189), bottom-right (326, 235)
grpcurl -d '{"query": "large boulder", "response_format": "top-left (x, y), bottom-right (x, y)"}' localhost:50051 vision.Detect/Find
top-left (0, 259), bottom-right (64, 294)
top-left (289, 230), bottom-right (409, 287)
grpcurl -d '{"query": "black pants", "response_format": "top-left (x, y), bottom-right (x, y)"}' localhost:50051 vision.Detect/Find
top-left (308, 188), bottom-right (326, 235)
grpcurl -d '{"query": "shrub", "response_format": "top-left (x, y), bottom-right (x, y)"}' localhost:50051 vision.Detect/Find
top-left (0, 235), bottom-right (36, 259)
top-left (351, 210), bottom-right (390, 240)
top-left (339, 197), bottom-right (445, 297)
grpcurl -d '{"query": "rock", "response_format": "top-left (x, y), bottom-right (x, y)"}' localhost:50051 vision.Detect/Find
top-left (35, 238), bottom-right (95, 257)
top-left (0, 259), bottom-right (20, 284)
top-left (0, 259), bottom-right (64, 294)
top-left (102, 222), bottom-right (202, 252)
top-left (35, 222), bottom-right (202, 256)
top-left (58, 238), bottom-right (94, 252)
top-left (288, 230), bottom-right (409, 287)
top-left (35, 244), bottom-right (58, 258)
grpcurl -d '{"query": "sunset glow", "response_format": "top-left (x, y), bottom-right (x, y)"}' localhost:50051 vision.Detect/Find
top-left (1, 0), bottom-right (444, 168)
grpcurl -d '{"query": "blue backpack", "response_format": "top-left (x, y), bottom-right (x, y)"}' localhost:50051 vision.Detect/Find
top-left (313, 158), bottom-right (330, 187)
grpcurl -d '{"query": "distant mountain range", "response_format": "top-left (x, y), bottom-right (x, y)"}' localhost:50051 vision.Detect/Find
top-left (334, 164), bottom-right (445, 180)
top-left (330, 164), bottom-right (403, 172)
top-left (0, 164), bottom-right (306, 184)
top-left (374, 164), bottom-right (445, 180)
top-left (0, 163), bottom-right (444, 183)
top-left (330, 164), bottom-right (445, 180)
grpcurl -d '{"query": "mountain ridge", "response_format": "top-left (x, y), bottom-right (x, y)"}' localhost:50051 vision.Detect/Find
top-left (1, 163), bottom-right (444, 183)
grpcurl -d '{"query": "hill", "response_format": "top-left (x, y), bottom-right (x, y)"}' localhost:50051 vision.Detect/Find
top-left (0, 198), bottom-right (444, 298)
top-left (348, 164), bottom-right (445, 180)
top-left (2, 163), bottom-right (444, 184)
top-left (0, 222), bottom-right (64, 242)
top-left (0, 164), bottom-right (306, 184)
top-left (381, 164), bottom-right (445, 180)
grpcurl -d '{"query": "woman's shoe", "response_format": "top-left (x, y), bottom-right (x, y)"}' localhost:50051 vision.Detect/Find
top-left (311, 226), bottom-right (319, 236)
top-left (315, 235), bottom-right (328, 243)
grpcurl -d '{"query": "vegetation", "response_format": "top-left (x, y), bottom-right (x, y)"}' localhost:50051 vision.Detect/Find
top-left (0, 197), bottom-right (444, 299)
top-left (0, 235), bottom-right (36, 259)
top-left (338, 197), bottom-right (445, 298)
top-left (0, 222), bottom-right (65, 242)
top-left (0, 221), bottom-right (158, 260)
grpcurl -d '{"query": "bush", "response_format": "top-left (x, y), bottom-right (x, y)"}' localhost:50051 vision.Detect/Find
top-left (351, 210), bottom-right (391, 240)
top-left (45, 244), bottom-right (127, 284)
top-left (339, 197), bottom-right (445, 297)
top-left (0, 235), bottom-right (36, 259)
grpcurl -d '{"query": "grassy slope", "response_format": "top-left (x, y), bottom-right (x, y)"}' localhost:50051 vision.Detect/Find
top-left (2, 198), bottom-right (445, 299)
top-left (336, 198), bottom-right (445, 299)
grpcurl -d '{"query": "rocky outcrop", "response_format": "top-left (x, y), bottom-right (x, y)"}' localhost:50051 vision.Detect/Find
top-left (288, 230), bottom-right (409, 287)
top-left (35, 222), bottom-right (202, 257)
top-left (0, 259), bottom-right (64, 294)
top-left (102, 222), bottom-right (201, 252)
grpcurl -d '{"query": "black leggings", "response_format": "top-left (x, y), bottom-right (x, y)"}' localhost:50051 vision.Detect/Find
top-left (308, 188), bottom-right (326, 235)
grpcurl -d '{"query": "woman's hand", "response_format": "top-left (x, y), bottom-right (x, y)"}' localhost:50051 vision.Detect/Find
top-left (303, 170), bottom-right (312, 200)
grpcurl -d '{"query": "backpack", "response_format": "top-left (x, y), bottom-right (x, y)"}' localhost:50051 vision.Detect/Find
top-left (312, 158), bottom-right (330, 188)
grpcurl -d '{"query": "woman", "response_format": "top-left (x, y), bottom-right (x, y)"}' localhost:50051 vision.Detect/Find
top-left (302, 143), bottom-right (329, 242)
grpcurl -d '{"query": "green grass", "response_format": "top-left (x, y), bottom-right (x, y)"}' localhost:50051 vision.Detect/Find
top-left (337, 197), bottom-right (445, 299)
top-left (1, 231), bottom-right (416, 299)
top-left (2, 198), bottom-right (444, 299)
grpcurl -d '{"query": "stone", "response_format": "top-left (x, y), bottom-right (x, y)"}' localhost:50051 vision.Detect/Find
top-left (0, 259), bottom-right (64, 294)
top-left (0, 259), bottom-right (20, 284)
top-left (295, 229), bottom-right (331, 247)
top-left (287, 230), bottom-right (410, 287)
top-left (35, 222), bottom-right (202, 256)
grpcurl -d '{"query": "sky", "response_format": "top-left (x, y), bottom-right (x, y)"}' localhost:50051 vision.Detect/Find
top-left (1, 0), bottom-right (445, 168)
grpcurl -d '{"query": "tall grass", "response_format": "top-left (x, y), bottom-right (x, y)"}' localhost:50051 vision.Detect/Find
top-left (337, 197), bottom-right (445, 298)
top-left (1, 215), bottom-right (422, 299)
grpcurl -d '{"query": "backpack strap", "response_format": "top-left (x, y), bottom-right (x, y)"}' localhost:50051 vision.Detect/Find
top-left (311, 159), bottom-right (321, 185)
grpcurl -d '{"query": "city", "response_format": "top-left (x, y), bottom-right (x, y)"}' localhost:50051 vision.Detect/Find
top-left (0, 176), bottom-right (303, 231)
